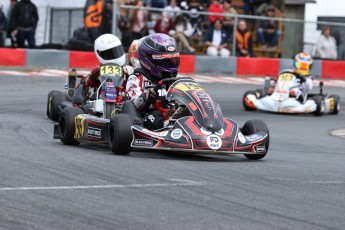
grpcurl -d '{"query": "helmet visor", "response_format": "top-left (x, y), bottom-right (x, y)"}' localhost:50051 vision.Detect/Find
top-left (97, 45), bottom-right (125, 61)
top-left (152, 53), bottom-right (180, 69)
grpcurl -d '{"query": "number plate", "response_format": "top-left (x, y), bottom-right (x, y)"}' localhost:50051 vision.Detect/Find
top-left (278, 73), bottom-right (294, 82)
top-left (100, 65), bottom-right (123, 76)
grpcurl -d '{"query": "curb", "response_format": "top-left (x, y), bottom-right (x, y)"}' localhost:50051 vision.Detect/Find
top-left (1, 48), bottom-right (345, 79)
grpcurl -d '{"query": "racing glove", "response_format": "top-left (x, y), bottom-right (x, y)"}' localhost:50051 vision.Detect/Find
top-left (143, 88), bottom-right (157, 104)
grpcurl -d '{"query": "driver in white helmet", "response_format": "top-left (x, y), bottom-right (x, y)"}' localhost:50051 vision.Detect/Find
top-left (84, 34), bottom-right (134, 90)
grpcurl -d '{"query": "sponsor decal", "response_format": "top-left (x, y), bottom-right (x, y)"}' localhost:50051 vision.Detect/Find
top-left (142, 129), bottom-right (168, 137)
top-left (171, 129), bottom-right (183, 139)
top-left (134, 139), bottom-right (153, 146)
top-left (255, 145), bottom-right (266, 153)
top-left (144, 81), bottom-right (154, 88)
top-left (207, 134), bottom-right (222, 150)
top-left (74, 115), bottom-right (86, 139)
top-left (87, 127), bottom-right (101, 139)
top-left (245, 133), bottom-right (262, 142)
top-left (167, 46), bottom-right (175, 51)
top-left (237, 132), bottom-right (246, 143)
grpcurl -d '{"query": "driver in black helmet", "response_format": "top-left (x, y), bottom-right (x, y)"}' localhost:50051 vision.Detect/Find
top-left (126, 33), bottom-right (180, 130)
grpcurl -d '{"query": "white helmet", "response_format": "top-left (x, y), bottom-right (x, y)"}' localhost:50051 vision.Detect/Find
top-left (94, 34), bottom-right (125, 66)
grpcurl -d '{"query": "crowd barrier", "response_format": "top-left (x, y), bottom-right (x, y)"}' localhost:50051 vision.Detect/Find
top-left (0, 48), bottom-right (344, 79)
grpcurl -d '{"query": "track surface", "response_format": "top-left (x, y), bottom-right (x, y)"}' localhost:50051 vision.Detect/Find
top-left (0, 75), bottom-right (345, 230)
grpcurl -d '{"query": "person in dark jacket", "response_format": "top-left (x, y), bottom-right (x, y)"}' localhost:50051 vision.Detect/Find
top-left (10, 0), bottom-right (39, 48)
top-left (204, 19), bottom-right (230, 57)
top-left (0, 4), bottom-right (7, 47)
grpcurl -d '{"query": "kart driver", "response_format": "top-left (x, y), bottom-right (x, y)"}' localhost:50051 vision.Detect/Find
top-left (85, 33), bottom-right (134, 89)
top-left (69, 34), bottom-right (134, 103)
top-left (292, 52), bottom-right (314, 102)
top-left (125, 33), bottom-right (180, 130)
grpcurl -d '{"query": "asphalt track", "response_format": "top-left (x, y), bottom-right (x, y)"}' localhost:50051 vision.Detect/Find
top-left (0, 74), bottom-right (345, 230)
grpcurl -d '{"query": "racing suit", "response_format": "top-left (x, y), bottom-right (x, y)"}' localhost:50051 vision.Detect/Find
top-left (294, 71), bottom-right (313, 102)
top-left (125, 68), bottom-right (166, 130)
top-left (69, 65), bottom-right (134, 104)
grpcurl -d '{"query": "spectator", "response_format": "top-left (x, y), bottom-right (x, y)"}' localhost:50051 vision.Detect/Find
top-left (169, 14), bottom-right (195, 53)
top-left (222, 0), bottom-right (237, 38)
top-left (316, 26), bottom-right (337, 60)
top-left (150, 0), bottom-right (168, 8)
top-left (0, 3), bottom-right (7, 47)
top-left (6, 0), bottom-right (18, 47)
top-left (154, 12), bottom-right (174, 34)
top-left (236, 20), bottom-right (254, 57)
top-left (102, 0), bottom-right (113, 34)
top-left (184, 0), bottom-right (204, 36)
top-left (129, 0), bottom-right (151, 40)
top-left (164, 0), bottom-right (181, 20)
top-left (256, 5), bottom-right (279, 48)
top-left (9, 0), bottom-right (38, 49)
top-left (208, 0), bottom-right (223, 24)
top-left (243, 0), bottom-right (269, 15)
top-left (204, 19), bottom-right (230, 57)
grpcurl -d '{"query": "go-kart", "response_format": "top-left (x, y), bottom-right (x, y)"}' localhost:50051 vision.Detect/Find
top-left (47, 64), bottom-right (125, 121)
top-left (243, 70), bottom-right (340, 116)
top-left (54, 77), bottom-right (270, 160)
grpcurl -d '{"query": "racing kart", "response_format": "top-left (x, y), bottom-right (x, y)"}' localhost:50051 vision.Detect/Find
top-left (243, 71), bottom-right (340, 116)
top-left (47, 64), bottom-right (125, 121)
top-left (54, 77), bottom-right (270, 160)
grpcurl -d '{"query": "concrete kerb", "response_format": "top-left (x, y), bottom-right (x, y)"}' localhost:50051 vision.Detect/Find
top-left (195, 56), bottom-right (237, 75)
top-left (26, 49), bottom-right (69, 68)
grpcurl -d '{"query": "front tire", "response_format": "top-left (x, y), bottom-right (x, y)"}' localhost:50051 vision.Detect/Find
top-left (313, 96), bottom-right (325, 116)
top-left (108, 114), bottom-right (133, 155)
top-left (58, 107), bottom-right (84, 145)
top-left (243, 90), bottom-right (257, 111)
top-left (47, 91), bottom-right (66, 121)
top-left (242, 119), bottom-right (269, 160)
top-left (328, 94), bottom-right (340, 115)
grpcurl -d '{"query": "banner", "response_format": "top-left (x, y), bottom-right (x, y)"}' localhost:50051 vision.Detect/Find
top-left (84, 0), bottom-right (104, 41)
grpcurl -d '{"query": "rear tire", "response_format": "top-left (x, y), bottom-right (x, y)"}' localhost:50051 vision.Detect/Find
top-left (108, 114), bottom-right (133, 155)
top-left (48, 91), bottom-right (66, 121)
top-left (329, 94), bottom-right (340, 115)
top-left (242, 119), bottom-right (269, 160)
top-left (243, 90), bottom-right (257, 111)
top-left (59, 107), bottom-right (84, 145)
top-left (313, 95), bottom-right (325, 116)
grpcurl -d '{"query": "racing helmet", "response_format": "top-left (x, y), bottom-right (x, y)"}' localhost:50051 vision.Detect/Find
top-left (293, 52), bottom-right (313, 76)
top-left (94, 34), bottom-right (125, 66)
top-left (128, 39), bottom-right (140, 68)
top-left (138, 33), bottom-right (180, 81)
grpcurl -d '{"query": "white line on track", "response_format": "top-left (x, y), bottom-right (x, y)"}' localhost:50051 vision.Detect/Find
top-left (0, 179), bottom-right (206, 192)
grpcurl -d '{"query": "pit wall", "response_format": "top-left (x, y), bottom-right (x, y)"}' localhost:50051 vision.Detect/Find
top-left (1, 48), bottom-right (344, 79)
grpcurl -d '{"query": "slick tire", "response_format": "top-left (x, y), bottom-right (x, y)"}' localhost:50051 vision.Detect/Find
top-left (313, 95), bottom-right (325, 116)
top-left (329, 94), bottom-right (340, 115)
top-left (242, 91), bottom-right (257, 111)
top-left (59, 107), bottom-right (83, 145)
top-left (242, 119), bottom-right (269, 160)
top-left (108, 114), bottom-right (133, 155)
top-left (47, 91), bottom-right (66, 121)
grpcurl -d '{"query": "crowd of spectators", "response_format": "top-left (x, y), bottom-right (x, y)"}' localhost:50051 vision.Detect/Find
top-left (118, 0), bottom-right (287, 57)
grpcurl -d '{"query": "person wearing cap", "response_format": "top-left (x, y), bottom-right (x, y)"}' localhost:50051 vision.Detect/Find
top-left (256, 5), bottom-right (279, 49)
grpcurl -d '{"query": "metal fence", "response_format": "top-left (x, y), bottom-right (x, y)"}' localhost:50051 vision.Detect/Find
top-left (49, 7), bottom-right (84, 44)
top-left (48, 5), bottom-right (345, 60)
